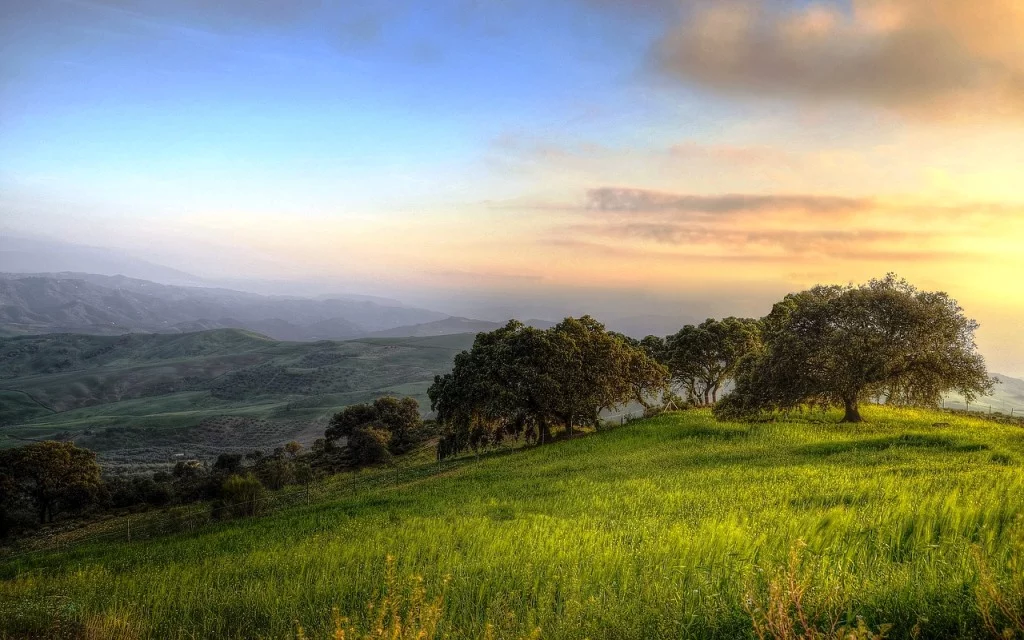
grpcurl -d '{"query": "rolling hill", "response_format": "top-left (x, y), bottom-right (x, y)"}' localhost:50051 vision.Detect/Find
top-left (3, 407), bottom-right (1024, 638)
top-left (0, 273), bottom-right (448, 340)
top-left (0, 329), bottom-right (474, 468)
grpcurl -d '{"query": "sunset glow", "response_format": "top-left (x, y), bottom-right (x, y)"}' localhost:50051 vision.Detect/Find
top-left (2, 0), bottom-right (1022, 373)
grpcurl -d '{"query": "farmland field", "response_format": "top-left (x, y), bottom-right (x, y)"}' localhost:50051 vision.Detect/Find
top-left (0, 330), bottom-right (473, 469)
top-left (2, 407), bottom-right (1023, 638)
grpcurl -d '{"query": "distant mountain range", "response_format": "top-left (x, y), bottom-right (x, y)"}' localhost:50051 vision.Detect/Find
top-left (0, 235), bottom-right (208, 287)
top-left (0, 272), bottom-right (459, 341)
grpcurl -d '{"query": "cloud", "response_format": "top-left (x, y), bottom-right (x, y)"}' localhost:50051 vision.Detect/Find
top-left (584, 188), bottom-right (869, 215)
top-left (653, 0), bottom-right (1024, 118)
top-left (548, 185), bottom-right (1022, 266)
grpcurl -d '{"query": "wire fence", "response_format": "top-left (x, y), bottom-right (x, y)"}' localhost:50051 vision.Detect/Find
top-left (941, 397), bottom-right (1024, 418)
top-left (0, 426), bottom-right (607, 563)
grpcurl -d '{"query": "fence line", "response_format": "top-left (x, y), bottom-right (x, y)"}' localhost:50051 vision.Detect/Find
top-left (0, 436), bottom-right (538, 562)
top-left (940, 397), bottom-right (1024, 418)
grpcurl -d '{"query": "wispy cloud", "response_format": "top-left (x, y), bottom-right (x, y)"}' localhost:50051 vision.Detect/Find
top-left (584, 188), bottom-right (869, 215)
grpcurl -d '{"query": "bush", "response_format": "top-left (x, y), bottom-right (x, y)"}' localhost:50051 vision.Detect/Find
top-left (218, 473), bottom-right (265, 519)
top-left (256, 458), bottom-right (295, 491)
top-left (348, 426), bottom-right (393, 465)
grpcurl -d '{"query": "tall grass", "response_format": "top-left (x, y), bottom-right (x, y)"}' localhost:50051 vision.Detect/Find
top-left (2, 407), bottom-right (1023, 638)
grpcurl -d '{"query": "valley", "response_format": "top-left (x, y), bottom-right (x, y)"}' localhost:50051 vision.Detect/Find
top-left (0, 329), bottom-right (472, 469)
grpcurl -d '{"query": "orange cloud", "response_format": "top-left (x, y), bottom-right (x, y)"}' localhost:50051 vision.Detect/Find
top-left (655, 0), bottom-right (1024, 118)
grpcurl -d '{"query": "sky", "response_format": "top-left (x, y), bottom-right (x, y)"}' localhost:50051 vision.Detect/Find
top-left (1, 0), bottom-right (1023, 374)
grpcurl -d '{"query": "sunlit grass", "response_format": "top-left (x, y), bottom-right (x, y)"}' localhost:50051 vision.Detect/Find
top-left (2, 406), bottom-right (1023, 638)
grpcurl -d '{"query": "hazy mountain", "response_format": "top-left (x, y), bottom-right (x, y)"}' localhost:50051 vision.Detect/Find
top-left (0, 273), bottom-right (447, 340)
top-left (0, 235), bottom-right (207, 286)
top-left (943, 373), bottom-right (1024, 414)
top-left (366, 317), bottom-right (505, 338)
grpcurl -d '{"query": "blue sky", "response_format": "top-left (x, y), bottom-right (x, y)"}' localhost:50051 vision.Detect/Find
top-left (2, 0), bottom-right (1024, 374)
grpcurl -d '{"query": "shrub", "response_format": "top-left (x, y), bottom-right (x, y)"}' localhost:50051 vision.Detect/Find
top-left (348, 426), bottom-right (393, 465)
top-left (218, 473), bottom-right (266, 519)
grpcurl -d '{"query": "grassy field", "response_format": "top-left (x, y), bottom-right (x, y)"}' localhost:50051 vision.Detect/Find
top-left (0, 330), bottom-right (474, 467)
top-left (2, 407), bottom-right (1023, 638)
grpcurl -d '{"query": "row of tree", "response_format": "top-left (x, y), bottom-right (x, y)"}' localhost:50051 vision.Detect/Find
top-left (426, 275), bottom-right (994, 444)
top-left (427, 316), bottom-right (668, 457)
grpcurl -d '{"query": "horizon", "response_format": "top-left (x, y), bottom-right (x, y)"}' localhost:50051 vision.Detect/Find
top-left (2, 0), bottom-right (1023, 376)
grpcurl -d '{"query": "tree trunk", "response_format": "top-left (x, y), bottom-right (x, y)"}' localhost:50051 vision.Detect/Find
top-left (539, 422), bottom-right (551, 444)
top-left (841, 397), bottom-right (863, 423)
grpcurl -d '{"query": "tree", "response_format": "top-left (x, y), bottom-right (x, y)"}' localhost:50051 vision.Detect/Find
top-left (429, 317), bottom-right (668, 458)
top-left (325, 403), bottom-right (377, 443)
top-left (371, 396), bottom-right (422, 453)
top-left (213, 453), bottom-right (243, 473)
top-left (347, 426), bottom-right (393, 464)
top-left (284, 441), bottom-right (302, 458)
top-left (325, 396), bottom-right (424, 458)
top-left (716, 275), bottom-right (996, 423)
top-left (664, 318), bottom-right (761, 406)
top-left (0, 441), bottom-right (103, 524)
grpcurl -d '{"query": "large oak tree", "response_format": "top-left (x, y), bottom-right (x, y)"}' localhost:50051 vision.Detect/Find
top-left (715, 275), bottom-right (995, 423)
top-left (429, 317), bottom-right (668, 457)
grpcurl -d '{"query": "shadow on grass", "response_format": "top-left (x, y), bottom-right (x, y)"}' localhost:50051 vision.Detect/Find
top-left (795, 433), bottom-right (989, 458)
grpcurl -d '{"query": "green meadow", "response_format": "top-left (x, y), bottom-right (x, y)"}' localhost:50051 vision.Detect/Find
top-left (3, 407), bottom-right (1023, 638)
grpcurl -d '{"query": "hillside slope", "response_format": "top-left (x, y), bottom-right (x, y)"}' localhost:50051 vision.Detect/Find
top-left (0, 330), bottom-right (474, 466)
top-left (0, 273), bottom-right (447, 340)
top-left (2, 407), bottom-right (1023, 638)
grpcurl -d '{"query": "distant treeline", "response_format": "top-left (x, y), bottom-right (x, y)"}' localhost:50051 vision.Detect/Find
top-left (0, 398), bottom-right (435, 540)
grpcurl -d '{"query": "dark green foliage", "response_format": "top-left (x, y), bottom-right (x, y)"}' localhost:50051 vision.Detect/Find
top-left (107, 476), bottom-right (174, 508)
top-left (325, 396), bottom-right (424, 457)
top-left (213, 453), bottom-right (243, 473)
top-left (218, 473), bottom-right (266, 518)
top-left (663, 317), bottom-right (761, 406)
top-left (716, 274), bottom-right (996, 423)
top-left (346, 426), bottom-right (393, 465)
top-left (0, 441), bottom-right (103, 530)
top-left (325, 402), bottom-right (379, 442)
top-left (256, 457), bottom-right (295, 490)
top-left (429, 317), bottom-right (668, 458)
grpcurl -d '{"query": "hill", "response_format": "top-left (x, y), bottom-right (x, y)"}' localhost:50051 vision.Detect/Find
top-left (944, 373), bottom-right (1024, 415)
top-left (3, 407), bottom-right (1024, 638)
top-left (0, 273), bottom-right (448, 340)
top-left (0, 330), bottom-right (474, 468)
top-left (0, 235), bottom-right (207, 287)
